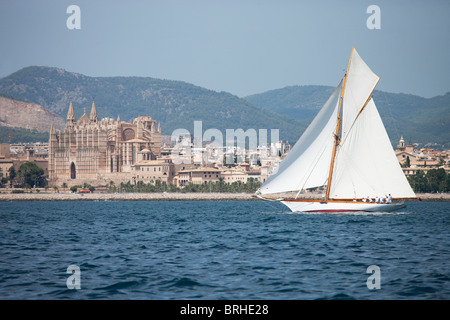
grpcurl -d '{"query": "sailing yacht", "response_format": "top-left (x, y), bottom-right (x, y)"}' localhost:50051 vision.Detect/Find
top-left (256, 47), bottom-right (416, 212)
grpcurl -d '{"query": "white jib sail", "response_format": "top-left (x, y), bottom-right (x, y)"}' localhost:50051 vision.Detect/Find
top-left (330, 98), bottom-right (416, 199)
top-left (259, 80), bottom-right (343, 195)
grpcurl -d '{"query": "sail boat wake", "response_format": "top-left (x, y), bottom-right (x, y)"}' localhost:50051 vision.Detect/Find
top-left (256, 47), bottom-right (416, 212)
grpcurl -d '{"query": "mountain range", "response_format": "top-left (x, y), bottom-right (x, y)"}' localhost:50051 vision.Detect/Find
top-left (245, 86), bottom-right (450, 147)
top-left (0, 66), bottom-right (306, 144)
top-left (0, 66), bottom-right (448, 147)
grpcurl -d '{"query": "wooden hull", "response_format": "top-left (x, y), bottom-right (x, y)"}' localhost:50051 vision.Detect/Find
top-left (280, 199), bottom-right (406, 213)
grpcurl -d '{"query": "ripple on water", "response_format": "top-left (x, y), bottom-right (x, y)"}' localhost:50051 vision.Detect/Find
top-left (0, 201), bottom-right (448, 299)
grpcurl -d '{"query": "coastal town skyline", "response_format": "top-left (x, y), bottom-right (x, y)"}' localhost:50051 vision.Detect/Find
top-left (0, 101), bottom-right (448, 194)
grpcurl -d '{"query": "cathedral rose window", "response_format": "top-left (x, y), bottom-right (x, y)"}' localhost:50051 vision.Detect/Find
top-left (122, 128), bottom-right (135, 141)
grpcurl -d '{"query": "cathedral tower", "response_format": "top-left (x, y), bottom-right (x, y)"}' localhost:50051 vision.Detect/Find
top-left (66, 101), bottom-right (76, 128)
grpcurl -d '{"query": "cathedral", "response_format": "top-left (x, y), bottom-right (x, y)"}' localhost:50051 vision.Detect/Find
top-left (48, 102), bottom-right (161, 182)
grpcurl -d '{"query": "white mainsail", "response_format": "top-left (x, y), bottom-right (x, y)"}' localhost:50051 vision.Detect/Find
top-left (329, 48), bottom-right (415, 199)
top-left (339, 48), bottom-right (380, 139)
top-left (329, 97), bottom-right (416, 199)
top-left (259, 47), bottom-right (416, 200)
top-left (259, 80), bottom-right (343, 195)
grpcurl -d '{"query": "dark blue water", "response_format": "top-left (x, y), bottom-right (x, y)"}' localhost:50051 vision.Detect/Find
top-left (0, 200), bottom-right (448, 300)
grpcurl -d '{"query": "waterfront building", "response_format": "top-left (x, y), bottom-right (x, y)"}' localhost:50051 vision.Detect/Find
top-left (132, 159), bottom-right (175, 185)
top-left (175, 167), bottom-right (222, 186)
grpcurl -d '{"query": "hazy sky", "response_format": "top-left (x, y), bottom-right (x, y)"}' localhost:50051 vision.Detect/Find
top-left (0, 0), bottom-right (449, 98)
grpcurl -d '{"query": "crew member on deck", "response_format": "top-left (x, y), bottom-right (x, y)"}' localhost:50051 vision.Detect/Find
top-left (387, 194), bottom-right (392, 203)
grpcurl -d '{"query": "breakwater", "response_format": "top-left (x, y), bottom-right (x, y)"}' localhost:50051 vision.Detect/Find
top-left (0, 192), bottom-right (448, 201)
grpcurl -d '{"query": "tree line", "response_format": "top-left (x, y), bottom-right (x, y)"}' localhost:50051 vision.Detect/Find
top-left (0, 126), bottom-right (49, 143)
top-left (407, 168), bottom-right (450, 193)
top-left (2, 161), bottom-right (448, 194)
top-left (0, 161), bottom-right (47, 188)
top-left (108, 178), bottom-right (262, 193)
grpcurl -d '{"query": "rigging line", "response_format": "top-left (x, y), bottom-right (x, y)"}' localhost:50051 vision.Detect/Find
top-left (326, 84), bottom-right (349, 198)
top-left (326, 47), bottom-right (354, 200)
top-left (332, 138), bottom-right (379, 197)
top-left (339, 79), bottom-right (380, 148)
top-left (295, 133), bottom-right (333, 199)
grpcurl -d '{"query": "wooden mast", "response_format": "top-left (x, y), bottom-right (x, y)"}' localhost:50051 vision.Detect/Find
top-left (325, 47), bottom-right (354, 200)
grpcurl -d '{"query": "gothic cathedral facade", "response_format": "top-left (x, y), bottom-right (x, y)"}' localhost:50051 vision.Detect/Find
top-left (48, 102), bottom-right (161, 182)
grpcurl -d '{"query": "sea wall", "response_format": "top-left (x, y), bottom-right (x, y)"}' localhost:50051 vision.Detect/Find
top-left (0, 192), bottom-right (257, 201)
top-left (0, 192), bottom-right (448, 201)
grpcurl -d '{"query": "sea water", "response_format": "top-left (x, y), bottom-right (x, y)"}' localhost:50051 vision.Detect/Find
top-left (0, 200), bottom-right (448, 300)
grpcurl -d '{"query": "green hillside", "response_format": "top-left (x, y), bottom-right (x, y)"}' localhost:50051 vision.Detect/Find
top-left (245, 85), bottom-right (334, 120)
top-left (245, 85), bottom-right (450, 147)
top-left (0, 126), bottom-right (49, 143)
top-left (1, 66), bottom-right (448, 147)
top-left (0, 66), bottom-right (307, 144)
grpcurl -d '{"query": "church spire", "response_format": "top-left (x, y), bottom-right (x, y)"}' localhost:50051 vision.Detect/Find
top-left (50, 119), bottom-right (56, 135)
top-left (90, 101), bottom-right (98, 122)
top-left (67, 101), bottom-right (75, 122)
top-left (66, 102), bottom-right (76, 129)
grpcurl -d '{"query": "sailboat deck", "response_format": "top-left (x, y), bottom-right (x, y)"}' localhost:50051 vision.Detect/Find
top-left (260, 196), bottom-right (404, 204)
